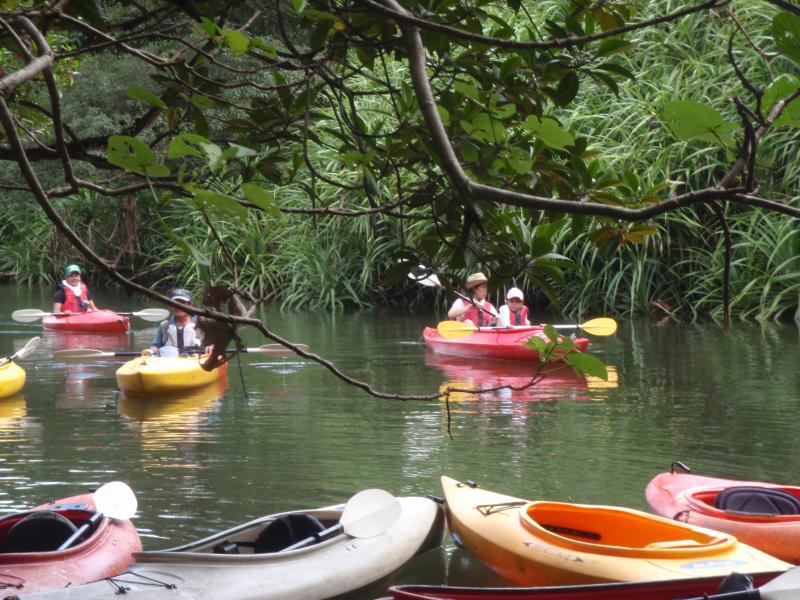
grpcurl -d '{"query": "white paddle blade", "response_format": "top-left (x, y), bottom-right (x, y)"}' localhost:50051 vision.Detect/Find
top-left (247, 344), bottom-right (310, 357)
top-left (93, 481), bottom-right (137, 520)
top-left (133, 308), bottom-right (170, 321)
top-left (53, 349), bottom-right (115, 361)
top-left (340, 489), bottom-right (401, 539)
top-left (407, 271), bottom-right (441, 288)
top-left (11, 309), bottom-right (48, 322)
top-left (760, 565), bottom-right (800, 600)
top-left (14, 336), bottom-right (41, 360)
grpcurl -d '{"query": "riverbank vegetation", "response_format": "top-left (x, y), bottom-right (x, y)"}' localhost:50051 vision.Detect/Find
top-left (0, 0), bottom-right (798, 323)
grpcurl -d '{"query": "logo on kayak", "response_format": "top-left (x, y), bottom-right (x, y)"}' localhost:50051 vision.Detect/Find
top-left (681, 559), bottom-right (747, 570)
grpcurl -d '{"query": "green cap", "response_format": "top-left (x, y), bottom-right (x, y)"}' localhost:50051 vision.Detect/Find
top-left (65, 264), bottom-right (81, 275)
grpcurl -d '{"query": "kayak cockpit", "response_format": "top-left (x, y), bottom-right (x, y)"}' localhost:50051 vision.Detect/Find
top-left (0, 504), bottom-right (100, 555)
top-left (145, 508), bottom-right (343, 561)
top-left (520, 501), bottom-right (734, 557)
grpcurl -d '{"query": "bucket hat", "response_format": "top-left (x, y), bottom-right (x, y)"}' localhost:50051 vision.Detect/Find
top-left (170, 288), bottom-right (192, 303)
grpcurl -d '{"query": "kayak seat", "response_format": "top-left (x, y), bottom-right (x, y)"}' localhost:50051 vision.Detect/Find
top-left (715, 486), bottom-right (800, 516)
top-left (0, 511), bottom-right (77, 553)
top-left (253, 514), bottom-right (326, 553)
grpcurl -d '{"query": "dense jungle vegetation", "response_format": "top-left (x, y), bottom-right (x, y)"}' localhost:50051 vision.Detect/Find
top-left (0, 0), bottom-right (798, 322)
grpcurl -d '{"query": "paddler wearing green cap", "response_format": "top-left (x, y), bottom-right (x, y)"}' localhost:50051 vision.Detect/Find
top-left (52, 264), bottom-right (97, 315)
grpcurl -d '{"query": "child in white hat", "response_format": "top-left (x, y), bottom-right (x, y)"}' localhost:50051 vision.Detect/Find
top-left (498, 287), bottom-right (530, 327)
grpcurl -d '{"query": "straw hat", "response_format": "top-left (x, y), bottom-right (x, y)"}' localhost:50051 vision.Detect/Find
top-left (465, 272), bottom-right (489, 290)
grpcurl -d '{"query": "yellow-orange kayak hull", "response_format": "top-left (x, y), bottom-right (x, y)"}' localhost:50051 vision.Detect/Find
top-left (441, 476), bottom-right (789, 586)
top-left (115, 356), bottom-right (227, 396)
top-left (0, 361), bottom-right (25, 399)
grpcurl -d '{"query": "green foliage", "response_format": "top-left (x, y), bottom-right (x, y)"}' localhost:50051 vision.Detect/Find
top-left (524, 326), bottom-right (608, 380)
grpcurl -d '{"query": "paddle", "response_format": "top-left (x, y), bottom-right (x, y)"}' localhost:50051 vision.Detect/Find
top-left (53, 343), bottom-right (311, 361)
top-left (408, 271), bottom-right (499, 321)
top-left (12, 308), bottom-right (169, 323)
top-left (436, 316), bottom-right (618, 339)
top-left (281, 488), bottom-right (401, 552)
top-left (0, 336), bottom-right (41, 367)
top-left (57, 481), bottom-right (138, 551)
top-left (686, 566), bottom-right (800, 599)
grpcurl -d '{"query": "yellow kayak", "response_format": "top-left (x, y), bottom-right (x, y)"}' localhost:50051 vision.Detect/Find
top-left (0, 361), bottom-right (26, 399)
top-left (115, 355), bottom-right (227, 396)
top-left (441, 476), bottom-right (790, 586)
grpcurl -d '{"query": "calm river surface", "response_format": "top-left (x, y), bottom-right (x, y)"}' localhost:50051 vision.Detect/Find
top-left (1, 285), bottom-right (799, 596)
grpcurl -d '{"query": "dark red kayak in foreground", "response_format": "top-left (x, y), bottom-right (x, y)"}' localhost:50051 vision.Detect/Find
top-left (43, 309), bottom-right (130, 333)
top-left (383, 572), bottom-right (780, 599)
top-left (423, 326), bottom-right (589, 361)
top-left (0, 492), bottom-right (141, 594)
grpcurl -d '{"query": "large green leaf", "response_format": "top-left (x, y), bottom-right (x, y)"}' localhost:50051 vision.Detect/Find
top-left (565, 352), bottom-right (609, 379)
top-left (524, 116), bottom-right (574, 150)
top-left (763, 76), bottom-right (800, 128)
top-left (126, 86), bottom-right (166, 109)
top-left (107, 136), bottom-right (170, 177)
top-left (191, 190), bottom-right (249, 221)
top-left (241, 183), bottom-right (281, 217)
top-left (773, 12), bottom-right (800, 65)
top-left (660, 100), bottom-right (736, 147)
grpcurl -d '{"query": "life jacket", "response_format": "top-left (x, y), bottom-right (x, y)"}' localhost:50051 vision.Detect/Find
top-left (61, 283), bottom-right (90, 313)
top-left (462, 300), bottom-right (497, 327)
top-left (508, 305), bottom-right (529, 326)
top-left (158, 317), bottom-right (202, 352)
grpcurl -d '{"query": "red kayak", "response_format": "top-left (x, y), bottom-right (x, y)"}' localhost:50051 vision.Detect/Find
top-left (646, 466), bottom-right (800, 564)
top-left (383, 572), bottom-right (780, 599)
top-left (43, 309), bottom-right (130, 333)
top-left (0, 491), bottom-right (141, 593)
top-left (423, 326), bottom-right (589, 361)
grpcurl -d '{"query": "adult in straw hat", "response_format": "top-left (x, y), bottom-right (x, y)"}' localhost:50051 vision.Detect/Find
top-left (447, 272), bottom-right (498, 327)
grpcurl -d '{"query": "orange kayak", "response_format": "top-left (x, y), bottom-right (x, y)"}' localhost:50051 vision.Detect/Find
top-left (646, 466), bottom-right (800, 564)
top-left (441, 476), bottom-right (789, 586)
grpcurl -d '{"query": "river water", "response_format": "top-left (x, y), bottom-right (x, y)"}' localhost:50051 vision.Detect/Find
top-left (0, 285), bottom-right (799, 596)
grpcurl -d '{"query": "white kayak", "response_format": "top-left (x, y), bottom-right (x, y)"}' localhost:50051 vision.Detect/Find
top-left (14, 493), bottom-right (444, 600)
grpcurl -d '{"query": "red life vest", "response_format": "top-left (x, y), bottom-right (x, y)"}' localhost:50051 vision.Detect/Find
top-left (462, 300), bottom-right (497, 327)
top-left (61, 283), bottom-right (90, 312)
top-left (508, 305), bottom-right (529, 326)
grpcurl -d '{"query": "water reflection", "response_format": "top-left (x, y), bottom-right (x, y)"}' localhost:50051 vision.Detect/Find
top-left (426, 353), bottom-right (618, 402)
top-left (117, 380), bottom-right (226, 453)
top-left (0, 393), bottom-right (26, 425)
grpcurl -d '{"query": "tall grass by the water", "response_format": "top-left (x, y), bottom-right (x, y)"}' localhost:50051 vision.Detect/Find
top-left (0, 0), bottom-right (797, 320)
top-left (554, 0), bottom-right (800, 320)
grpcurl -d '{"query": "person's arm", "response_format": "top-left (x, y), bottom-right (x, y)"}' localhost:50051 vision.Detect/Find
top-left (85, 290), bottom-right (97, 311)
top-left (143, 322), bottom-right (165, 356)
top-left (52, 288), bottom-right (66, 314)
top-left (447, 298), bottom-right (468, 320)
top-left (497, 305), bottom-right (510, 328)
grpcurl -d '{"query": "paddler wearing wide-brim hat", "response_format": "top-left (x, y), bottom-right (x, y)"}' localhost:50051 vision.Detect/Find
top-left (447, 271), bottom-right (499, 327)
top-left (52, 264), bottom-right (98, 315)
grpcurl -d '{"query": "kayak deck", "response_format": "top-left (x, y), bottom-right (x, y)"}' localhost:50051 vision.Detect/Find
top-left (116, 355), bottom-right (227, 396)
top-left (43, 310), bottom-right (129, 333)
top-left (423, 327), bottom-right (589, 362)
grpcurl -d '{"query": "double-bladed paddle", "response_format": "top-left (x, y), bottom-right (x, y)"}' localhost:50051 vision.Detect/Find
top-left (12, 308), bottom-right (169, 323)
top-left (436, 317), bottom-right (618, 339)
top-left (0, 336), bottom-right (41, 367)
top-left (686, 566), bottom-right (800, 600)
top-left (53, 343), bottom-right (310, 361)
top-left (57, 481), bottom-right (138, 551)
top-left (281, 488), bottom-right (401, 552)
top-left (408, 271), bottom-right (499, 321)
